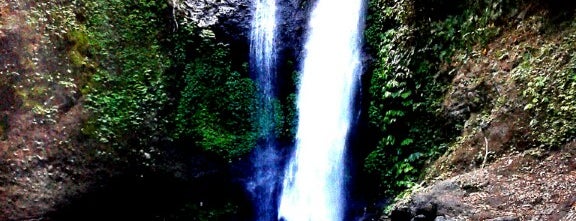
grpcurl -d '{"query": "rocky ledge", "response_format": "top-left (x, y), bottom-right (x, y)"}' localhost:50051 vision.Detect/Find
top-left (383, 142), bottom-right (576, 221)
top-left (178, 0), bottom-right (309, 56)
top-left (179, 0), bottom-right (250, 28)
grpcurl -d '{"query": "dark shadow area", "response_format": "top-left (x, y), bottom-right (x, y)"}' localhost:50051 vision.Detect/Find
top-left (0, 86), bottom-right (16, 112)
top-left (344, 95), bottom-right (388, 220)
top-left (47, 171), bottom-right (189, 220)
top-left (46, 140), bottom-right (253, 221)
top-left (544, 0), bottom-right (576, 23)
top-left (343, 45), bottom-right (388, 220)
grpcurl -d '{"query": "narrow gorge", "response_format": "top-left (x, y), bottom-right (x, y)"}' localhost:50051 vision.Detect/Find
top-left (0, 0), bottom-right (575, 221)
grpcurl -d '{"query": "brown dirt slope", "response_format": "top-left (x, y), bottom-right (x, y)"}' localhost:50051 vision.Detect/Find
top-left (0, 1), bottom-right (95, 220)
top-left (384, 142), bottom-right (576, 221)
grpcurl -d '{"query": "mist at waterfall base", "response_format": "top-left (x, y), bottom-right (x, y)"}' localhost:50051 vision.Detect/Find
top-left (277, 0), bottom-right (366, 220)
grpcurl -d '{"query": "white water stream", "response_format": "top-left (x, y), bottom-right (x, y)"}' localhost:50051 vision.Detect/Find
top-left (248, 0), bottom-right (279, 220)
top-left (277, 0), bottom-right (365, 220)
top-left (250, 0), bottom-right (277, 131)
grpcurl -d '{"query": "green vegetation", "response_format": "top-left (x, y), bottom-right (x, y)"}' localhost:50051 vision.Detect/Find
top-left (512, 20), bottom-right (576, 147)
top-left (363, 0), bottom-right (516, 195)
top-left (63, 1), bottom-right (261, 218)
top-left (171, 27), bottom-right (258, 159)
top-left (80, 0), bottom-right (258, 161)
top-left (364, 0), bottom-right (576, 198)
top-left (82, 0), bottom-right (171, 154)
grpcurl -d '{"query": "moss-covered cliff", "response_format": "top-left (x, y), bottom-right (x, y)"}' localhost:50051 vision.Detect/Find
top-left (0, 0), bottom-right (264, 220)
top-left (362, 0), bottom-right (576, 219)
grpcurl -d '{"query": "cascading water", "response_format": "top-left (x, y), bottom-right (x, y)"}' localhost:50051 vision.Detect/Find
top-left (277, 0), bottom-right (365, 220)
top-left (250, 0), bottom-right (277, 113)
top-left (247, 0), bottom-right (280, 220)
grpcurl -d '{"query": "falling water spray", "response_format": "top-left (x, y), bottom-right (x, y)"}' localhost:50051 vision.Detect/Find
top-left (247, 0), bottom-right (281, 220)
top-left (277, 0), bottom-right (365, 220)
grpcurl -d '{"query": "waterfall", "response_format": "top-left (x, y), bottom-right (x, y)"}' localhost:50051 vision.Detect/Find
top-left (250, 0), bottom-right (277, 122)
top-left (277, 0), bottom-right (365, 220)
top-left (247, 0), bottom-right (280, 220)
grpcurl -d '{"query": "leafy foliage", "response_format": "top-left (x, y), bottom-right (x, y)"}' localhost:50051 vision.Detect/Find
top-left (171, 28), bottom-right (258, 159)
top-left (364, 0), bottom-right (512, 195)
top-left (50, 0), bottom-right (261, 218)
top-left (83, 0), bottom-right (171, 152)
top-left (82, 0), bottom-right (258, 160)
top-left (512, 22), bottom-right (576, 147)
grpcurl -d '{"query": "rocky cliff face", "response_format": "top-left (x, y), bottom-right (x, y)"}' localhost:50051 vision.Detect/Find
top-left (178, 0), bottom-right (310, 59)
top-left (180, 0), bottom-right (250, 28)
top-left (0, 2), bottom-right (90, 219)
top-left (0, 1), bottom-right (256, 219)
top-left (179, 0), bottom-right (251, 42)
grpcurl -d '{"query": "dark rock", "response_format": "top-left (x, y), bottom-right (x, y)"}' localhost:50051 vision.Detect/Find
top-left (485, 217), bottom-right (519, 221)
top-left (443, 76), bottom-right (493, 123)
top-left (0, 85), bottom-right (16, 111)
top-left (179, 0), bottom-right (251, 44)
top-left (411, 195), bottom-right (437, 218)
top-left (390, 206), bottom-right (412, 221)
top-left (179, 0), bottom-right (310, 54)
top-left (388, 180), bottom-right (471, 221)
top-left (276, 0), bottom-right (313, 58)
top-left (433, 216), bottom-right (446, 221)
top-left (181, 0), bottom-right (250, 28)
top-left (411, 214), bottom-right (427, 221)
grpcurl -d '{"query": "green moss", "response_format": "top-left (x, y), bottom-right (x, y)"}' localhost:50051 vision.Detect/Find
top-left (67, 28), bottom-right (89, 68)
top-left (81, 0), bottom-right (172, 151)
